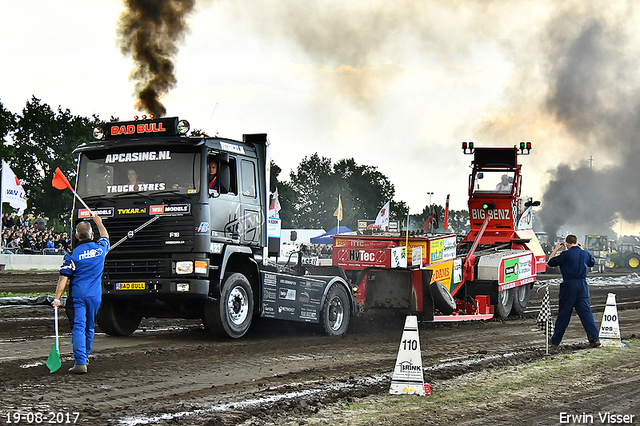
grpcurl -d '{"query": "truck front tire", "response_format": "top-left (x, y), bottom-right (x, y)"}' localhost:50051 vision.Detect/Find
top-left (203, 273), bottom-right (254, 338)
top-left (321, 284), bottom-right (350, 336)
top-left (96, 299), bottom-right (142, 336)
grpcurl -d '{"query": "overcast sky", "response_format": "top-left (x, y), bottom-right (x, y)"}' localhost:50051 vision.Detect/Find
top-left (1, 0), bottom-right (638, 235)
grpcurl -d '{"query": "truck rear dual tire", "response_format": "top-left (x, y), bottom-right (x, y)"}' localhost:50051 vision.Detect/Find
top-left (321, 284), bottom-right (350, 336)
top-left (203, 273), bottom-right (254, 339)
top-left (96, 300), bottom-right (142, 336)
top-left (510, 285), bottom-right (530, 315)
top-left (495, 288), bottom-right (514, 319)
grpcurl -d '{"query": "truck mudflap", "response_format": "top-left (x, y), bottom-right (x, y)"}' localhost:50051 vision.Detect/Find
top-left (259, 270), bottom-right (353, 326)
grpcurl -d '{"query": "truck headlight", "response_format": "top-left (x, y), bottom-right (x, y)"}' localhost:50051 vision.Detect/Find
top-left (175, 261), bottom-right (193, 274)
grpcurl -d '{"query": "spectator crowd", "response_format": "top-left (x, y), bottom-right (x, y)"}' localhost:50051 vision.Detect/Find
top-left (1, 212), bottom-right (70, 255)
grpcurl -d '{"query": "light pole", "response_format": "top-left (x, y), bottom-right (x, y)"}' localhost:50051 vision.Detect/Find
top-left (427, 192), bottom-right (434, 233)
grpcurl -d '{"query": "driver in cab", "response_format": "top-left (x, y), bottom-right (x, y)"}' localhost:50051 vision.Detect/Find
top-left (495, 174), bottom-right (512, 192)
top-left (208, 158), bottom-right (218, 192)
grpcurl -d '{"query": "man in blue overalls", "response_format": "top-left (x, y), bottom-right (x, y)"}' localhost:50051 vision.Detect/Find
top-left (52, 215), bottom-right (109, 374)
top-left (547, 234), bottom-right (600, 349)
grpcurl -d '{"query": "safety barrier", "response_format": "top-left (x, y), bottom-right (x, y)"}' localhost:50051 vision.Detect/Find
top-left (0, 253), bottom-right (64, 270)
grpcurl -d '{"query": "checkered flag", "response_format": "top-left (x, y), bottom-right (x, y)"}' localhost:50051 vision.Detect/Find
top-left (536, 285), bottom-right (554, 335)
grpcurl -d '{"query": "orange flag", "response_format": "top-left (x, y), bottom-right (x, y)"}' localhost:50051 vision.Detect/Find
top-left (51, 167), bottom-right (93, 216)
top-left (52, 168), bottom-right (73, 191)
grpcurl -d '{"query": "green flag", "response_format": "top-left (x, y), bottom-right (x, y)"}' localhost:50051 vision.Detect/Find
top-left (46, 343), bottom-right (61, 373)
top-left (46, 306), bottom-right (61, 373)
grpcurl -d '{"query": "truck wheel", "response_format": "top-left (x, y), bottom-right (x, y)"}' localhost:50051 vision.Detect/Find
top-left (203, 273), bottom-right (253, 338)
top-left (510, 285), bottom-right (530, 315)
top-left (626, 254), bottom-right (640, 270)
top-left (321, 284), bottom-right (350, 336)
top-left (430, 281), bottom-right (456, 315)
top-left (96, 299), bottom-right (142, 336)
top-left (495, 288), bottom-right (513, 319)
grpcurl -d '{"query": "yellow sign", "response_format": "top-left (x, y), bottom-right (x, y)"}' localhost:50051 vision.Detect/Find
top-left (117, 208), bottom-right (147, 215)
top-left (430, 240), bottom-right (443, 263)
top-left (426, 261), bottom-right (453, 290)
top-left (116, 282), bottom-right (146, 290)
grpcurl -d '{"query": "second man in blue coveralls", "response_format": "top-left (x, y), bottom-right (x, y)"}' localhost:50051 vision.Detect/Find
top-left (547, 234), bottom-right (600, 349)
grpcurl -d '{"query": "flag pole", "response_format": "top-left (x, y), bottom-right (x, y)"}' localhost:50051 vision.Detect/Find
top-left (545, 285), bottom-right (550, 355)
top-left (68, 184), bottom-right (93, 216)
top-left (334, 195), bottom-right (342, 235)
top-left (337, 196), bottom-right (340, 232)
top-left (405, 206), bottom-right (409, 249)
top-left (54, 306), bottom-right (59, 352)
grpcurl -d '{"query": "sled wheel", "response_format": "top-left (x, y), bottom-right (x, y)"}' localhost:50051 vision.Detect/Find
top-left (510, 284), bottom-right (530, 315)
top-left (430, 281), bottom-right (456, 315)
top-left (96, 299), bottom-right (142, 336)
top-left (321, 284), bottom-right (350, 336)
top-left (203, 273), bottom-right (253, 338)
top-left (495, 287), bottom-right (514, 319)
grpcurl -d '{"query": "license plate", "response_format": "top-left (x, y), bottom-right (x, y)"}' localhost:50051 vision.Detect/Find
top-left (116, 282), bottom-right (146, 290)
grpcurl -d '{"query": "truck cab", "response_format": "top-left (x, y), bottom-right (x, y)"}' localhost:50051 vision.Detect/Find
top-left (71, 117), bottom-right (271, 337)
top-left (69, 116), bottom-right (354, 339)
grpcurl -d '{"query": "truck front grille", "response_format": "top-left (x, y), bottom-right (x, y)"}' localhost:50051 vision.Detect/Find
top-left (102, 215), bottom-right (195, 280)
top-left (105, 215), bottom-right (195, 253)
top-left (104, 257), bottom-right (169, 280)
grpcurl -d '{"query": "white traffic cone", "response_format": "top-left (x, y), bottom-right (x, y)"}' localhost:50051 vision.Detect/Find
top-left (389, 315), bottom-right (429, 396)
top-left (599, 293), bottom-right (623, 348)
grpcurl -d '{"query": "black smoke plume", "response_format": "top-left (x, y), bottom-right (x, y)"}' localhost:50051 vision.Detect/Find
top-left (539, 15), bottom-right (640, 240)
top-left (118, 0), bottom-right (196, 117)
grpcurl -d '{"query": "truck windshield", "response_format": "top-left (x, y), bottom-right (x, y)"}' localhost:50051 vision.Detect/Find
top-left (473, 170), bottom-right (515, 194)
top-left (76, 150), bottom-right (201, 197)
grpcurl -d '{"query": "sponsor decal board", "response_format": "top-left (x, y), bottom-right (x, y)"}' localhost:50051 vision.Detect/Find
top-left (425, 260), bottom-right (454, 291)
top-left (497, 252), bottom-right (535, 290)
top-left (261, 272), bottom-right (326, 323)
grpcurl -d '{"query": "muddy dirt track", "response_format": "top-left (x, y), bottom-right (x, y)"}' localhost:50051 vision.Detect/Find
top-left (0, 271), bottom-right (639, 425)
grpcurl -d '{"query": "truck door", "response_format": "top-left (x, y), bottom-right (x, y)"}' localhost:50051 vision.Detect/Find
top-left (240, 159), bottom-right (262, 246)
top-left (208, 153), bottom-right (241, 243)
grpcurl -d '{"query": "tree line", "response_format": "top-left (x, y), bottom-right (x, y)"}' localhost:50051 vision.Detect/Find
top-left (0, 97), bottom-right (470, 234)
